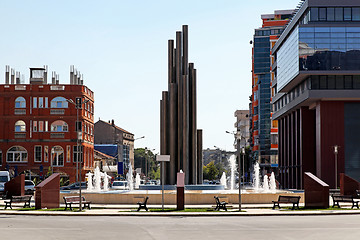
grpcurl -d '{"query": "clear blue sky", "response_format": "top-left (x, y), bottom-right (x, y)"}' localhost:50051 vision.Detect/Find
top-left (0, 0), bottom-right (298, 153)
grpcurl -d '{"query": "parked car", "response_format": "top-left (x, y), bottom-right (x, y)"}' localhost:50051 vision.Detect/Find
top-left (60, 182), bottom-right (87, 190)
top-left (0, 171), bottom-right (10, 194)
top-left (25, 180), bottom-right (35, 195)
top-left (111, 181), bottom-right (128, 190)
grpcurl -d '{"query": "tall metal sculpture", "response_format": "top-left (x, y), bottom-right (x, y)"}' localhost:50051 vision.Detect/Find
top-left (160, 25), bottom-right (203, 185)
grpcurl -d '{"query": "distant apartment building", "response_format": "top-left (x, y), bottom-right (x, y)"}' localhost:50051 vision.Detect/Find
top-left (234, 110), bottom-right (250, 149)
top-left (94, 119), bottom-right (134, 172)
top-left (250, 10), bottom-right (294, 173)
top-left (272, 0), bottom-right (360, 189)
top-left (0, 65), bottom-right (95, 183)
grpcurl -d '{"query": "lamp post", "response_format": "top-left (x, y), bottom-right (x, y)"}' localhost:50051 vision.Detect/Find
top-left (334, 145), bottom-right (339, 189)
top-left (145, 147), bottom-right (155, 182)
top-left (226, 130), bottom-right (242, 211)
top-left (67, 98), bottom-right (89, 211)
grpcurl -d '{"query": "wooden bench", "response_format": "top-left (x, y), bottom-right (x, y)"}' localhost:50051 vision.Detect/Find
top-left (4, 195), bottom-right (32, 209)
top-left (214, 196), bottom-right (228, 211)
top-left (272, 195), bottom-right (301, 210)
top-left (137, 196), bottom-right (149, 211)
top-left (63, 196), bottom-right (91, 210)
top-left (332, 195), bottom-right (359, 209)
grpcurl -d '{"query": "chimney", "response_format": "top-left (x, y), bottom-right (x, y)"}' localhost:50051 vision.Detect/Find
top-left (70, 65), bottom-right (74, 84)
top-left (56, 74), bottom-right (59, 85)
top-left (80, 74), bottom-right (84, 85)
top-left (77, 71), bottom-right (80, 85)
top-left (16, 71), bottom-right (20, 84)
top-left (43, 65), bottom-right (48, 84)
top-left (111, 119), bottom-right (114, 126)
top-left (11, 68), bottom-right (15, 84)
top-left (52, 71), bottom-right (56, 84)
top-left (5, 65), bottom-right (9, 84)
top-left (74, 70), bottom-right (78, 85)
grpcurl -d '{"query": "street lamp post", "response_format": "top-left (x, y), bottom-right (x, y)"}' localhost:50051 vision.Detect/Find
top-left (334, 145), bottom-right (339, 189)
top-left (67, 98), bottom-right (89, 211)
top-left (226, 130), bottom-right (242, 211)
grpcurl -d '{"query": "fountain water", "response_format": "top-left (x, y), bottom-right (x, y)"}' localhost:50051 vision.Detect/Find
top-left (220, 172), bottom-right (227, 189)
top-left (103, 172), bottom-right (110, 191)
top-left (94, 166), bottom-right (102, 192)
top-left (263, 175), bottom-right (269, 192)
top-left (126, 162), bottom-right (134, 191)
top-left (269, 172), bottom-right (276, 192)
top-left (86, 172), bottom-right (93, 191)
top-left (253, 162), bottom-right (260, 192)
top-left (228, 155), bottom-right (237, 190)
top-left (135, 173), bottom-right (141, 189)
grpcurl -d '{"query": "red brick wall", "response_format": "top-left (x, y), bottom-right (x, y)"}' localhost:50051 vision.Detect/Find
top-left (0, 84), bottom-right (94, 183)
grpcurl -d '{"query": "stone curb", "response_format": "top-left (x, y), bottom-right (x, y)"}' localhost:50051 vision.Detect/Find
top-left (1, 210), bottom-right (360, 217)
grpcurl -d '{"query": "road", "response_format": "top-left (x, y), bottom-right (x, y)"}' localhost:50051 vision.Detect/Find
top-left (0, 215), bottom-right (360, 240)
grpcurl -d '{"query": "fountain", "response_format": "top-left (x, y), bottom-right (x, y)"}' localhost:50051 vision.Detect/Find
top-left (135, 173), bottom-right (141, 189)
top-left (86, 172), bottom-right (93, 191)
top-left (220, 172), bottom-right (227, 189)
top-left (94, 166), bottom-right (102, 192)
top-left (269, 172), bottom-right (276, 193)
top-left (103, 172), bottom-right (110, 191)
top-left (228, 155), bottom-right (237, 190)
top-left (263, 175), bottom-right (269, 192)
top-left (253, 162), bottom-right (260, 192)
top-left (126, 162), bottom-right (134, 191)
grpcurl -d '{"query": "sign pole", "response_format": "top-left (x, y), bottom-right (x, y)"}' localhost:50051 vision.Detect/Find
top-left (156, 155), bottom-right (170, 212)
top-left (162, 161), bottom-right (164, 211)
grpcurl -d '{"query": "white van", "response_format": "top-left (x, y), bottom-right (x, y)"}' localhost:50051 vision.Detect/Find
top-left (0, 171), bottom-right (10, 193)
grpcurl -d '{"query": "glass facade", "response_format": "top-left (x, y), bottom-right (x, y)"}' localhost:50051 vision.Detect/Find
top-left (253, 37), bottom-right (270, 74)
top-left (299, 26), bottom-right (360, 71)
top-left (277, 26), bottom-right (299, 91)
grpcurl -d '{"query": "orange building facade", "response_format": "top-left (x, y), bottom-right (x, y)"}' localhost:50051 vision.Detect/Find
top-left (0, 66), bottom-right (94, 183)
top-left (250, 10), bottom-right (293, 172)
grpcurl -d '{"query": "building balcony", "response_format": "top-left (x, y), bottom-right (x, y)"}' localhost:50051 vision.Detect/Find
top-left (50, 109), bottom-right (65, 115)
top-left (14, 132), bottom-right (26, 138)
top-left (14, 109), bottom-right (26, 115)
top-left (50, 133), bottom-right (64, 138)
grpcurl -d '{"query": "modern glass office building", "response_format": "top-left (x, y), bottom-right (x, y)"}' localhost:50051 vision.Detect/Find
top-left (250, 10), bottom-right (293, 173)
top-left (272, 0), bottom-right (360, 189)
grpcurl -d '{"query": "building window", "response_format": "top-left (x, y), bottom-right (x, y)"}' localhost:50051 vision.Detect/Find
top-left (15, 97), bottom-right (26, 108)
top-left (51, 97), bottom-right (68, 108)
top-left (33, 97), bottom-right (37, 108)
top-left (45, 97), bottom-right (48, 108)
top-left (45, 121), bottom-right (48, 132)
top-left (7, 146), bottom-right (28, 162)
top-left (51, 120), bottom-right (68, 132)
top-left (66, 145), bottom-right (71, 163)
top-left (33, 121), bottom-right (37, 132)
top-left (44, 146), bottom-right (49, 162)
top-left (39, 97), bottom-right (44, 108)
top-left (39, 121), bottom-right (44, 132)
top-left (51, 146), bottom-right (64, 167)
top-left (15, 120), bottom-right (26, 132)
top-left (34, 146), bottom-right (42, 162)
top-left (73, 145), bottom-right (83, 162)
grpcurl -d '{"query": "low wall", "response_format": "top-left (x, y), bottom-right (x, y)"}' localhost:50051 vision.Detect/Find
top-left (60, 191), bottom-right (304, 205)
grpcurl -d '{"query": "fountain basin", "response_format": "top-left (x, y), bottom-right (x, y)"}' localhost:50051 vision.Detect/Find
top-left (139, 184), bottom-right (225, 191)
top-left (60, 190), bottom-right (304, 205)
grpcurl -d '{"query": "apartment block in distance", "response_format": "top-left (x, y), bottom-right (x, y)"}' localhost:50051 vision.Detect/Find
top-left (250, 9), bottom-right (293, 173)
top-left (272, 0), bottom-right (360, 189)
top-left (0, 65), bottom-right (95, 183)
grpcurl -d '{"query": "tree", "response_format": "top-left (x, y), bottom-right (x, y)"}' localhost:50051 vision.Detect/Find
top-left (134, 148), bottom-right (159, 179)
top-left (203, 161), bottom-right (219, 181)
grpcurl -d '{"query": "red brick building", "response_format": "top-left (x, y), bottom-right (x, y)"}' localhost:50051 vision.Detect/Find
top-left (0, 65), bottom-right (94, 183)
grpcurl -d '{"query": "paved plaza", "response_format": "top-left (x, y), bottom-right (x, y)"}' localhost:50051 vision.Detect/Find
top-left (1, 215), bottom-right (360, 240)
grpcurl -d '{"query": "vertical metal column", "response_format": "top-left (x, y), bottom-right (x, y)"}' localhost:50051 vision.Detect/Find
top-left (197, 130), bottom-right (203, 184)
